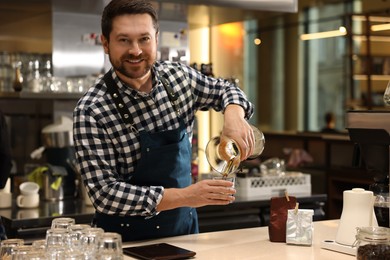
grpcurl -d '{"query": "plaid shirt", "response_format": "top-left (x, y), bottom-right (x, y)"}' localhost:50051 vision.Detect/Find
top-left (73, 61), bottom-right (253, 217)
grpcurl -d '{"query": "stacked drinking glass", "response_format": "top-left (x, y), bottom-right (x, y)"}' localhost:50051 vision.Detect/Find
top-left (0, 217), bottom-right (123, 260)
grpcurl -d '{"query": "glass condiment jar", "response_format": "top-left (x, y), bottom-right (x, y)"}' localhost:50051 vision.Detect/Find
top-left (353, 226), bottom-right (390, 260)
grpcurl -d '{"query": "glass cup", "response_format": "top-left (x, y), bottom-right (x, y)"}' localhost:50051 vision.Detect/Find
top-left (0, 238), bottom-right (24, 259)
top-left (206, 125), bottom-right (265, 176)
top-left (45, 228), bottom-right (70, 259)
top-left (9, 245), bottom-right (34, 260)
top-left (62, 250), bottom-right (85, 260)
top-left (32, 239), bottom-right (46, 251)
top-left (212, 176), bottom-right (235, 202)
top-left (27, 250), bottom-right (47, 260)
top-left (212, 176), bottom-right (235, 186)
top-left (51, 217), bottom-right (76, 229)
top-left (80, 227), bottom-right (105, 259)
top-left (99, 232), bottom-right (123, 260)
top-left (68, 224), bottom-right (91, 252)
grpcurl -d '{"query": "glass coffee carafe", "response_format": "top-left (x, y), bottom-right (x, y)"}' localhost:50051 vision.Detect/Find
top-left (205, 125), bottom-right (265, 177)
top-left (370, 182), bottom-right (390, 227)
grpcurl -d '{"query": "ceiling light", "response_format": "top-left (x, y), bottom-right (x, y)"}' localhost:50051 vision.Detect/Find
top-left (371, 23), bottom-right (390, 32)
top-left (254, 38), bottom-right (262, 45)
top-left (300, 26), bottom-right (347, 40)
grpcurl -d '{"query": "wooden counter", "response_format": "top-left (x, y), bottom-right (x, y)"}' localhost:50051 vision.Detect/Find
top-left (122, 219), bottom-right (354, 260)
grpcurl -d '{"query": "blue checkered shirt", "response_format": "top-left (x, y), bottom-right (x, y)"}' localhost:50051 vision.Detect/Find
top-left (73, 61), bottom-right (253, 217)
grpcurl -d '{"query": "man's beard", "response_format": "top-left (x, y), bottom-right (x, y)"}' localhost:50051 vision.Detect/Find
top-left (109, 53), bottom-right (153, 80)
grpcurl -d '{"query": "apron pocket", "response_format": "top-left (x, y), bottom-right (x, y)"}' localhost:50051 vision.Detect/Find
top-left (94, 208), bottom-right (198, 242)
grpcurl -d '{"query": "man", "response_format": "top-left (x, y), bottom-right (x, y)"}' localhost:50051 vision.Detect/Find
top-left (321, 112), bottom-right (340, 133)
top-left (0, 111), bottom-right (12, 241)
top-left (73, 0), bottom-right (255, 242)
top-left (0, 111), bottom-right (11, 191)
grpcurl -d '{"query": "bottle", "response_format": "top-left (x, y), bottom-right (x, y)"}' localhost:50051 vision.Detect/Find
top-left (41, 60), bottom-right (53, 92)
top-left (12, 61), bottom-right (23, 92)
top-left (354, 226), bottom-right (390, 260)
top-left (26, 60), bottom-right (41, 92)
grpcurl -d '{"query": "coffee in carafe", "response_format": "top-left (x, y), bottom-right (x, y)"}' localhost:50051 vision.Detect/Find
top-left (371, 182), bottom-right (390, 227)
top-left (205, 125), bottom-right (265, 177)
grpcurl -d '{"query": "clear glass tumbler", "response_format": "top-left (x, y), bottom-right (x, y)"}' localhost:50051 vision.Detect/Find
top-left (51, 217), bottom-right (76, 229)
top-left (80, 227), bottom-right (105, 260)
top-left (0, 238), bottom-right (24, 259)
top-left (99, 232), bottom-right (123, 260)
top-left (45, 228), bottom-right (70, 259)
top-left (68, 224), bottom-right (91, 252)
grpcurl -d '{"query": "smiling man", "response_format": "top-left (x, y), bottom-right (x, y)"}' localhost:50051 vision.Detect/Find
top-left (73, 0), bottom-right (255, 242)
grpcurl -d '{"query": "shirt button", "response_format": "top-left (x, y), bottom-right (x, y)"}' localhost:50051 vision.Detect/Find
top-left (113, 93), bottom-right (118, 98)
top-left (156, 225), bottom-right (160, 229)
top-left (124, 114), bottom-right (129, 119)
top-left (121, 224), bottom-right (124, 227)
top-left (126, 224), bottom-right (130, 227)
top-left (119, 103), bottom-right (124, 108)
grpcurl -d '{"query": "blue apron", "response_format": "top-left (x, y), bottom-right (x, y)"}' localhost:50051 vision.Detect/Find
top-left (94, 72), bottom-right (198, 242)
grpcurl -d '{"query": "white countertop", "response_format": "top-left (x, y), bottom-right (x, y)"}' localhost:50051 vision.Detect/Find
top-left (122, 219), bottom-right (355, 260)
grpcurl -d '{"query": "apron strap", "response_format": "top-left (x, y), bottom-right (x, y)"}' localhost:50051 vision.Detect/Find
top-left (103, 73), bottom-right (136, 132)
top-left (103, 72), bottom-right (182, 132)
top-left (160, 76), bottom-right (181, 117)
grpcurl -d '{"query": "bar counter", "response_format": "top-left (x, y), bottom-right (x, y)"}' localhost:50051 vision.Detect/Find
top-left (122, 219), bottom-right (354, 260)
top-left (0, 194), bottom-right (326, 241)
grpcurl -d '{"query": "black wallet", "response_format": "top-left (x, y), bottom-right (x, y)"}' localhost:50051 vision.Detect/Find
top-left (123, 243), bottom-right (196, 260)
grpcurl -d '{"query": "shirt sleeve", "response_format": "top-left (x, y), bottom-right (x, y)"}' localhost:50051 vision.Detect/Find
top-left (182, 65), bottom-right (254, 119)
top-left (73, 105), bottom-right (164, 217)
top-left (0, 111), bottom-right (12, 189)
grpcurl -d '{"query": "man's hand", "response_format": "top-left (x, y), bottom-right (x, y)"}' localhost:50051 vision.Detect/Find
top-left (222, 104), bottom-right (254, 160)
top-left (156, 179), bottom-right (236, 211)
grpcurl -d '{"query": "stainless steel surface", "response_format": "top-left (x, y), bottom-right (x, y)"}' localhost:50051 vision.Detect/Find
top-left (52, 0), bottom-right (105, 77)
top-left (157, 0), bottom-right (298, 12)
top-left (42, 173), bottom-right (65, 201)
top-left (42, 132), bottom-right (72, 148)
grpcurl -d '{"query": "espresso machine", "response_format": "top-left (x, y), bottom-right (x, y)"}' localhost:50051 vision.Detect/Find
top-left (346, 110), bottom-right (390, 227)
top-left (31, 116), bottom-right (77, 201)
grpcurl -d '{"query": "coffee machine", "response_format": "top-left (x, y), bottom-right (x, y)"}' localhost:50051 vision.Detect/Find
top-left (346, 110), bottom-right (390, 227)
